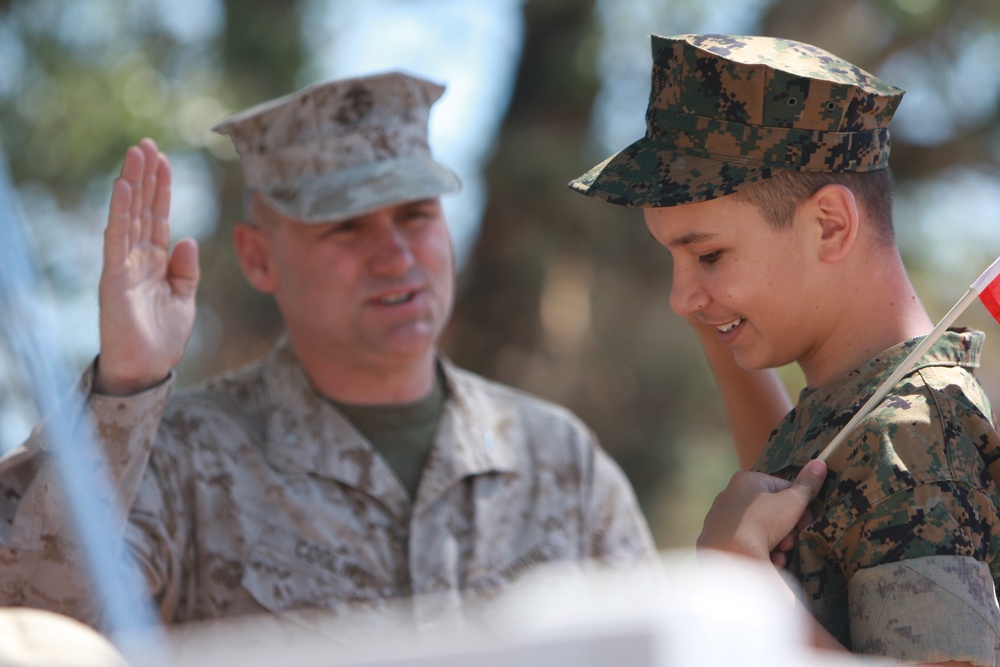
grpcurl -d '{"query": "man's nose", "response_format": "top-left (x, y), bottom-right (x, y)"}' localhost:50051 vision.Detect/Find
top-left (370, 225), bottom-right (415, 276)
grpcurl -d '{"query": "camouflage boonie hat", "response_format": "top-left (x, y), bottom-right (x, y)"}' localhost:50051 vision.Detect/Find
top-left (212, 71), bottom-right (461, 223)
top-left (569, 34), bottom-right (905, 208)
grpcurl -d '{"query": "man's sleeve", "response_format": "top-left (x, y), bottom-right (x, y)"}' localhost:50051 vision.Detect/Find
top-left (585, 431), bottom-right (658, 563)
top-left (0, 361), bottom-right (172, 626)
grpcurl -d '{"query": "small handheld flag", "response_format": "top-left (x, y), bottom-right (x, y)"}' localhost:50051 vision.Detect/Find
top-left (817, 256), bottom-right (1000, 462)
top-left (973, 256), bottom-right (1000, 325)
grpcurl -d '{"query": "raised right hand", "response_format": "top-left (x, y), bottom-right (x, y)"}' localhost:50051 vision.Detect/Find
top-left (94, 139), bottom-right (200, 395)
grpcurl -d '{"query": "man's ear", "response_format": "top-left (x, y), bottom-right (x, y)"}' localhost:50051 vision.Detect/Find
top-left (809, 183), bottom-right (859, 263)
top-left (232, 222), bottom-right (277, 294)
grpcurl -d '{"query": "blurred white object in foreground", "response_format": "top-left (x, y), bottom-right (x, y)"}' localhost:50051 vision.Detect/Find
top-left (162, 550), bottom-right (892, 667)
top-left (0, 608), bottom-right (130, 667)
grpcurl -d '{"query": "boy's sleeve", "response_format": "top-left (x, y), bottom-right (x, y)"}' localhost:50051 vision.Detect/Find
top-left (848, 555), bottom-right (1000, 667)
top-left (834, 370), bottom-right (1000, 665)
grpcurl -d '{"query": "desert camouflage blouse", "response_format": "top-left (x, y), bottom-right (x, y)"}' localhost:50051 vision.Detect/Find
top-left (0, 338), bottom-right (654, 637)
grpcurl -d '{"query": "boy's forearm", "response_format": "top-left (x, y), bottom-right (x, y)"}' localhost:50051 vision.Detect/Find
top-left (695, 325), bottom-right (792, 468)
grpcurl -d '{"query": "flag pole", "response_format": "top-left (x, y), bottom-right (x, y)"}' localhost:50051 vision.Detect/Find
top-left (817, 256), bottom-right (1000, 463)
top-left (0, 142), bottom-right (167, 663)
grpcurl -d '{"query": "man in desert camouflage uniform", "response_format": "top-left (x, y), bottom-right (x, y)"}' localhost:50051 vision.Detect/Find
top-left (0, 72), bottom-right (657, 634)
top-left (571, 34), bottom-right (1000, 665)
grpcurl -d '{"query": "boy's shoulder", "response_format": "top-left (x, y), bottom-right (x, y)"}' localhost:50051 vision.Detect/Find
top-left (759, 329), bottom-right (992, 472)
top-left (811, 355), bottom-right (1000, 543)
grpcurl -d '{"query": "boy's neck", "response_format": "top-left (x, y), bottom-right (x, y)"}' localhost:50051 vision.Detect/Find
top-left (799, 256), bottom-right (933, 389)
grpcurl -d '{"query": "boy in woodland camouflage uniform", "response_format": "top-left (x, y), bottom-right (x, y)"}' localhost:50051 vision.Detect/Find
top-left (572, 34), bottom-right (1000, 665)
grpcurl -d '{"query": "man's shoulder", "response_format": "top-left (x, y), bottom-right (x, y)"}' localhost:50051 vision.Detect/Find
top-left (165, 357), bottom-right (267, 422)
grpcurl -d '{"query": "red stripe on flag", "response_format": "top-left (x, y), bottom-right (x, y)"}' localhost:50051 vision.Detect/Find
top-left (981, 273), bottom-right (1000, 325)
top-left (973, 257), bottom-right (1000, 325)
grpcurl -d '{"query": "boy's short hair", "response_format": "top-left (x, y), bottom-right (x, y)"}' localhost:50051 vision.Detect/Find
top-left (733, 169), bottom-right (896, 244)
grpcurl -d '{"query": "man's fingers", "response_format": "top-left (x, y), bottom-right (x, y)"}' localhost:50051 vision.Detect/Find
top-left (123, 145), bottom-right (144, 226)
top-left (118, 143), bottom-right (143, 183)
top-left (112, 146), bottom-right (145, 252)
top-left (168, 238), bottom-right (200, 299)
top-left (150, 152), bottom-right (172, 249)
top-left (106, 139), bottom-right (173, 268)
top-left (138, 139), bottom-right (159, 243)
top-left (104, 179), bottom-right (133, 268)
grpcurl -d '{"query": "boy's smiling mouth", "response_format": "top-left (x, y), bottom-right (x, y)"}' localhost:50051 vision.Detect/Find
top-left (717, 317), bottom-right (744, 334)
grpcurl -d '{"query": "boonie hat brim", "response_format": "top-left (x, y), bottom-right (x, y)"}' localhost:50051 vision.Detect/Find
top-left (570, 135), bottom-right (773, 208)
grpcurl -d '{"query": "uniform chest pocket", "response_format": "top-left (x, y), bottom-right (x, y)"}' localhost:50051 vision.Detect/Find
top-left (241, 534), bottom-right (396, 613)
top-left (464, 536), bottom-right (574, 602)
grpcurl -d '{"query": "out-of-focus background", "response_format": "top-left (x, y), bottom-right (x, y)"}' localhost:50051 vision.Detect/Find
top-left (2, 0), bottom-right (1000, 550)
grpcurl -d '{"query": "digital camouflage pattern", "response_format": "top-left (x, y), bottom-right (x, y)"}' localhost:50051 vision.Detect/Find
top-left (569, 34), bottom-right (905, 207)
top-left (0, 337), bottom-right (655, 635)
top-left (213, 72), bottom-right (461, 224)
top-left (754, 329), bottom-right (1000, 664)
top-left (849, 555), bottom-right (1000, 664)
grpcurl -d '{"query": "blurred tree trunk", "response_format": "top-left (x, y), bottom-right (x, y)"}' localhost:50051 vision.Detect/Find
top-left (443, 0), bottom-right (730, 541)
top-left (189, 0), bottom-right (310, 380)
top-left (444, 0), bottom-right (600, 383)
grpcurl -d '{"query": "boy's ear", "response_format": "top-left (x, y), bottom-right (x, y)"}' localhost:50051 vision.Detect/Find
top-left (809, 184), bottom-right (859, 263)
top-left (232, 222), bottom-right (277, 294)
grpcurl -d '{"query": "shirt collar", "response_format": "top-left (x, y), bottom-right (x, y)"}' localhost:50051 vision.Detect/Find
top-left (259, 338), bottom-right (518, 520)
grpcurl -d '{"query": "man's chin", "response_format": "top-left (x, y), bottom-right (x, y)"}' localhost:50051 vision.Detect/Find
top-left (374, 325), bottom-right (440, 360)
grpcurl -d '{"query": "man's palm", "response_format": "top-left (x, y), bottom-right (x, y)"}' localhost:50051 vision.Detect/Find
top-left (96, 139), bottom-right (199, 395)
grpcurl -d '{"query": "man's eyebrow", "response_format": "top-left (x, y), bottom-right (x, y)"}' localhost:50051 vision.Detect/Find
top-left (667, 231), bottom-right (717, 248)
top-left (402, 198), bottom-right (438, 208)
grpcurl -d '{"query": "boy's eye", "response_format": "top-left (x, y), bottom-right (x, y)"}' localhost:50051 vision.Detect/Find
top-left (699, 250), bottom-right (722, 265)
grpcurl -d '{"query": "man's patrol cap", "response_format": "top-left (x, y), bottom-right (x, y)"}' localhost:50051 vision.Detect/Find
top-left (568, 34), bottom-right (905, 208)
top-left (212, 71), bottom-right (461, 223)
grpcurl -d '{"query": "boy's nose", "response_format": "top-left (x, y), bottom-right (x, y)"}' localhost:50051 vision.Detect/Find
top-left (669, 268), bottom-right (710, 317)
